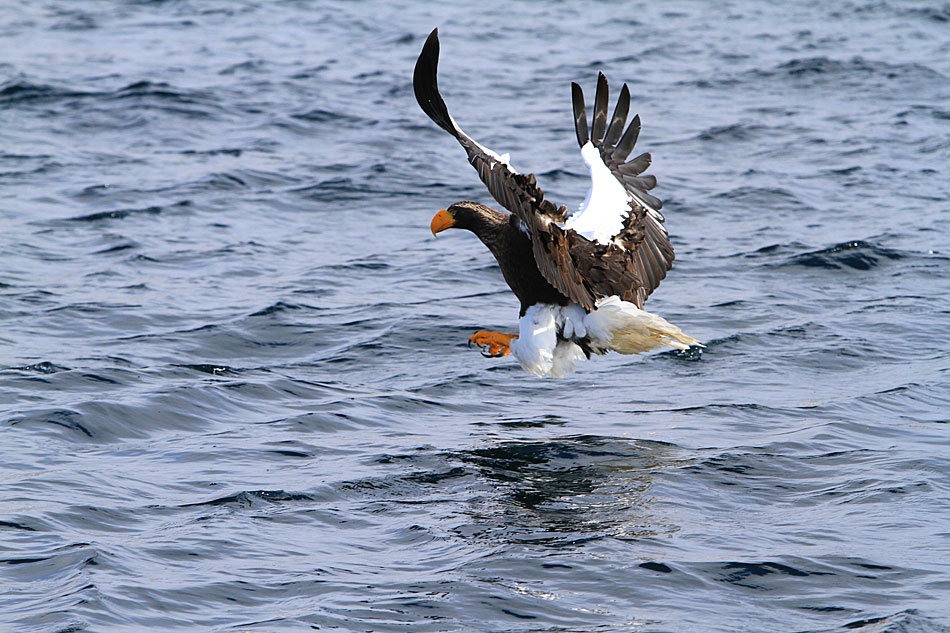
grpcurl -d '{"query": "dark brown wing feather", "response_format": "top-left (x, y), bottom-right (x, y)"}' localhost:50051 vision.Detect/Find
top-left (572, 76), bottom-right (674, 303)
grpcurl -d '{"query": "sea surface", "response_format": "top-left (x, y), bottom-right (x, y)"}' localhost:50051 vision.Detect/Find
top-left (2, 1), bottom-right (949, 632)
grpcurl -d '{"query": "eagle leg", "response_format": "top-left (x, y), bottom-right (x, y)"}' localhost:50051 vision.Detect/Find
top-left (468, 331), bottom-right (518, 358)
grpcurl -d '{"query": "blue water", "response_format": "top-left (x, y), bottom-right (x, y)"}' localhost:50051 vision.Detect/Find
top-left (2, 1), bottom-right (949, 632)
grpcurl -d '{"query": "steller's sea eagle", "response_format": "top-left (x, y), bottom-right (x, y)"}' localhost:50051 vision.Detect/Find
top-left (415, 28), bottom-right (700, 377)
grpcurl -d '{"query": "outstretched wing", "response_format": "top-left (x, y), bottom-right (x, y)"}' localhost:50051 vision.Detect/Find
top-left (414, 28), bottom-right (598, 309)
top-left (414, 29), bottom-right (672, 310)
top-left (566, 74), bottom-right (674, 303)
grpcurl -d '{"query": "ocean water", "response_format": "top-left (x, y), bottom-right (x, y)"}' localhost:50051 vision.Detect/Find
top-left (2, 1), bottom-right (949, 631)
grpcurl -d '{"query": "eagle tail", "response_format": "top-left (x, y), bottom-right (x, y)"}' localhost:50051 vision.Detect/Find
top-left (413, 28), bottom-right (462, 140)
top-left (585, 296), bottom-right (701, 355)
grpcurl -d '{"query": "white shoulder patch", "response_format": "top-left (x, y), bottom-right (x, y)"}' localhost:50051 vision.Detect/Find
top-left (564, 142), bottom-right (632, 245)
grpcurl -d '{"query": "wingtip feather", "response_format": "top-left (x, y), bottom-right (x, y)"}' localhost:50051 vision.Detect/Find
top-left (571, 82), bottom-right (589, 147)
top-left (603, 83), bottom-right (630, 146)
top-left (613, 113), bottom-right (641, 160)
top-left (591, 73), bottom-right (609, 144)
top-left (413, 27), bottom-right (459, 138)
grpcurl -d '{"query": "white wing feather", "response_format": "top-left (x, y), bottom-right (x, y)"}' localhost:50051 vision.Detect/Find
top-left (564, 142), bottom-right (632, 244)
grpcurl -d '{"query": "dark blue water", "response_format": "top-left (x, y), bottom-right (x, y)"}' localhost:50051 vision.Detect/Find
top-left (2, 1), bottom-right (949, 631)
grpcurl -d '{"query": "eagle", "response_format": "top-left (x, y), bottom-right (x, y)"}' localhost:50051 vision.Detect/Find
top-left (415, 29), bottom-right (700, 377)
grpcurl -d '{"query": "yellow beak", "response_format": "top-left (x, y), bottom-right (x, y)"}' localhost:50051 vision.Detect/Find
top-left (430, 208), bottom-right (455, 236)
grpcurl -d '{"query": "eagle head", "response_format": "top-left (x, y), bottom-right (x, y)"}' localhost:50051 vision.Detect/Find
top-left (430, 201), bottom-right (506, 237)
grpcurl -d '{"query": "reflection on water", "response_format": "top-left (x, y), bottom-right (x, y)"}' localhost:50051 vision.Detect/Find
top-left (452, 435), bottom-right (679, 545)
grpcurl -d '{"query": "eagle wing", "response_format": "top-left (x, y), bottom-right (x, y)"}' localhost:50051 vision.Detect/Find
top-left (565, 74), bottom-right (674, 306)
top-left (414, 29), bottom-right (671, 310)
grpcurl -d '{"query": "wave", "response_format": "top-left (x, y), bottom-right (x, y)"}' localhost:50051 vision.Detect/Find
top-left (694, 123), bottom-right (770, 142)
top-left (0, 81), bottom-right (89, 105)
top-left (64, 204), bottom-right (164, 223)
top-left (0, 79), bottom-right (214, 105)
top-left (899, 5), bottom-right (950, 23)
top-left (9, 361), bottom-right (71, 374)
top-left (817, 609), bottom-right (950, 633)
top-left (179, 489), bottom-right (315, 509)
top-left (750, 56), bottom-right (946, 89)
top-left (785, 240), bottom-right (904, 270)
top-left (292, 108), bottom-right (368, 124)
top-left (713, 186), bottom-right (813, 212)
top-left (1, 78), bottom-right (227, 127)
top-left (737, 240), bottom-right (906, 271)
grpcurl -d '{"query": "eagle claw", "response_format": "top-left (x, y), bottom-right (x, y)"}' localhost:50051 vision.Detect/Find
top-left (468, 331), bottom-right (517, 358)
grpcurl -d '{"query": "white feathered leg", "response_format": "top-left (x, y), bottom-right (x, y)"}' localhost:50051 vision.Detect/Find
top-left (510, 304), bottom-right (585, 378)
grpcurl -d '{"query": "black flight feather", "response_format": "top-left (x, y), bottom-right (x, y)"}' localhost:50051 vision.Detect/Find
top-left (571, 83), bottom-right (588, 147)
top-left (603, 84), bottom-right (630, 147)
top-left (591, 73), bottom-right (609, 143)
top-left (613, 114), bottom-right (641, 162)
top-left (413, 28), bottom-right (459, 140)
top-left (619, 152), bottom-right (651, 175)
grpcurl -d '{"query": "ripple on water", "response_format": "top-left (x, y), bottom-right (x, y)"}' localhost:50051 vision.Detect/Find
top-left (785, 241), bottom-right (905, 270)
top-left (2, 0), bottom-right (950, 631)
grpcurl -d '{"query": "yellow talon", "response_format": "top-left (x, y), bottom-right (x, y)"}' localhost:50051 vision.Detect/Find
top-left (468, 331), bottom-right (518, 358)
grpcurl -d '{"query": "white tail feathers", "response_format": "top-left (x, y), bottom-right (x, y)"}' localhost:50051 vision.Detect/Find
top-left (584, 296), bottom-right (701, 355)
